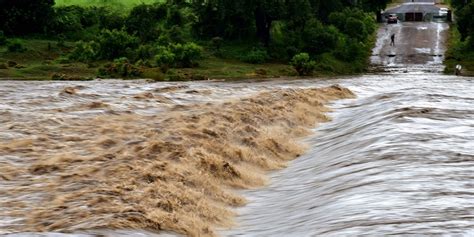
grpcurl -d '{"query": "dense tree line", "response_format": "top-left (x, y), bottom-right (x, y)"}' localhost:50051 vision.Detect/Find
top-left (452, 0), bottom-right (474, 49)
top-left (0, 0), bottom-right (55, 35)
top-left (0, 0), bottom-right (391, 76)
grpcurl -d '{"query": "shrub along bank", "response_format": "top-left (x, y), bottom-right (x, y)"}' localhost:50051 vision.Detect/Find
top-left (0, 0), bottom-right (389, 80)
top-left (444, 0), bottom-right (474, 75)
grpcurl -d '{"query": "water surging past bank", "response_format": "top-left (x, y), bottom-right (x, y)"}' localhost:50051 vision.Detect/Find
top-left (0, 82), bottom-right (353, 236)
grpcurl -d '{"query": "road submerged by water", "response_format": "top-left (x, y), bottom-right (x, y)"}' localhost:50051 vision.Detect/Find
top-left (1, 10), bottom-right (474, 237)
top-left (222, 18), bottom-right (474, 237)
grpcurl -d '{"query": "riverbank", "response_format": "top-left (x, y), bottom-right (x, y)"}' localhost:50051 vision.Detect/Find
top-left (0, 82), bottom-right (354, 236)
top-left (0, 38), bottom-right (372, 81)
top-left (444, 26), bottom-right (474, 76)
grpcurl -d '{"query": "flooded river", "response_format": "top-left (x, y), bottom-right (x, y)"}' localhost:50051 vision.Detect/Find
top-left (1, 71), bottom-right (473, 236)
top-left (1, 16), bottom-right (474, 236)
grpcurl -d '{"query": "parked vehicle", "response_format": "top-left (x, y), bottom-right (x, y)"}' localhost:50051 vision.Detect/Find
top-left (439, 7), bottom-right (448, 15)
top-left (387, 14), bottom-right (398, 24)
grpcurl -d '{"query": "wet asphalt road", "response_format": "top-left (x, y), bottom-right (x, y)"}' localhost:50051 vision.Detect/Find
top-left (371, 22), bottom-right (449, 72)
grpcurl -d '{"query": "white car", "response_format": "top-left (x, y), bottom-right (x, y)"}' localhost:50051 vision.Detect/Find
top-left (439, 7), bottom-right (449, 15)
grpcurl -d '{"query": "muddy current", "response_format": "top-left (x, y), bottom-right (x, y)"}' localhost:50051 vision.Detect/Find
top-left (1, 70), bottom-right (473, 236)
top-left (0, 80), bottom-right (354, 237)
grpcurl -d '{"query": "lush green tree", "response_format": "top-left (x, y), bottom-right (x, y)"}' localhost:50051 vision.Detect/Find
top-left (311, 0), bottom-right (344, 23)
top-left (252, 0), bottom-right (286, 46)
top-left (47, 6), bottom-right (85, 35)
top-left (329, 7), bottom-right (375, 42)
top-left (69, 41), bottom-right (100, 62)
top-left (126, 4), bottom-right (166, 42)
top-left (451, 0), bottom-right (473, 10)
top-left (190, 0), bottom-right (255, 39)
top-left (456, 2), bottom-right (474, 42)
top-left (302, 19), bottom-right (340, 55)
top-left (359, 0), bottom-right (391, 13)
top-left (96, 29), bottom-right (139, 60)
top-left (0, 0), bottom-right (55, 35)
top-left (285, 0), bottom-right (313, 31)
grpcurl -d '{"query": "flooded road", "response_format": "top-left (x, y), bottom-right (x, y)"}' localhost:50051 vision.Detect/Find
top-left (223, 19), bottom-right (474, 236)
top-left (224, 73), bottom-right (474, 236)
top-left (371, 22), bottom-right (449, 73)
top-left (2, 13), bottom-right (474, 237)
top-left (221, 18), bottom-right (474, 236)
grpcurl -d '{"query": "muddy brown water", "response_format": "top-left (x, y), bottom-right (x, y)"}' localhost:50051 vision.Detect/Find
top-left (2, 21), bottom-right (474, 236)
top-left (1, 72), bottom-right (473, 236)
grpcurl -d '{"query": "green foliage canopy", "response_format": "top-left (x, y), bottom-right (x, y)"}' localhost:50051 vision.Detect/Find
top-left (0, 0), bottom-right (55, 35)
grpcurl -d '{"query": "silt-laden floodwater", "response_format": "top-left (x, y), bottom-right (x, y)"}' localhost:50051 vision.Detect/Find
top-left (1, 18), bottom-right (473, 237)
top-left (1, 71), bottom-right (473, 236)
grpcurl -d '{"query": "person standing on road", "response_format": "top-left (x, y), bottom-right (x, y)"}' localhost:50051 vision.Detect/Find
top-left (390, 33), bottom-right (395, 46)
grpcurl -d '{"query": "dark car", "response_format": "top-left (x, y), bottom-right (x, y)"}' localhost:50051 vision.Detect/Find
top-left (387, 14), bottom-right (398, 24)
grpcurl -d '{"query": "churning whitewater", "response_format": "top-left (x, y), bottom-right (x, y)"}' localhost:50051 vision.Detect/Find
top-left (1, 13), bottom-right (473, 237)
top-left (0, 80), bottom-right (353, 236)
top-left (224, 73), bottom-right (474, 236)
top-left (1, 72), bottom-right (473, 237)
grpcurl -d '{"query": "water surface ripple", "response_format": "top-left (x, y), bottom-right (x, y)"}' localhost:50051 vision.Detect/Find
top-left (1, 73), bottom-right (473, 236)
top-left (224, 74), bottom-right (474, 236)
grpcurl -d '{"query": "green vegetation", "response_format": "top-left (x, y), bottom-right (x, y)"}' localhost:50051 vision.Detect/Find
top-left (445, 0), bottom-right (474, 75)
top-left (291, 53), bottom-right (316, 76)
top-left (0, 0), bottom-right (390, 80)
top-left (445, 28), bottom-right (474, 75)
top-left (55, 0), bottom-right (163, 10)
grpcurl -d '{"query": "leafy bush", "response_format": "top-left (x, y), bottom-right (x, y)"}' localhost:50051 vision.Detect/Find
top-left (155, 46), bottom-right (176, 68)
top-left (334, 37), bottom-right (367, 62)
top-left (242, 48), bottom-right (269, 64)
top-left (98, 57), bottom-right (142, 78)
top-left (126, 4), bottom-right (166, 42)
top-left (302, 20), bottom-right (340, 55)
top-left (171, 42), bottom-right (203, 67)
top-left (69, 30), bottom-right (140, 62)
top-left (155, 42), bottom-right (203, 68)
top-left (7, 39), bottom-right (26, 52)
top-left (98, 9), bottom-right (126, 30)
top-left (329, 8), bottom-right (375, 41)
top-left (135, 44), bottom-right (158, 61)
top-left (328, 12), bottom-right (345, 32)
top-left (0, 31), bottom-right (6, 46)
top-left (169, 25), bottom-right (187, 43)
top-left (166, 5), bottom-right (184, 27)
top-left (96, 29), bottom-right (139, 60)
top-left (344, 17), bottom-right (368, 41)
top-left (69, 41), bottom-right (99, 62)
top-left (290, 53), bottom-right (316, 76)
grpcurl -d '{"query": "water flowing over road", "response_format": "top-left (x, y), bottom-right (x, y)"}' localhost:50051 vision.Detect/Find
top-left (2, 13), bottom-right (474, 237)
top-left (223, 17), bottom-right (474, 237)
top-left (223, 74), bottom-right (474, 236)
top-left (222, 16), bottom-right (474, 237)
